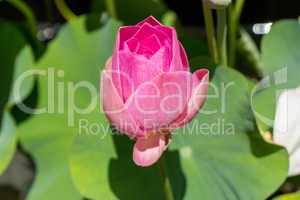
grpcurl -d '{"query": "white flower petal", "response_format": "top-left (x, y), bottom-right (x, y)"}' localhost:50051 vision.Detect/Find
top-left (274, 86), bottom-right (300, 176)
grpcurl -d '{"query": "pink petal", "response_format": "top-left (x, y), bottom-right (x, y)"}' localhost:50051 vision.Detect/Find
top-left (126, 38), bottom-right (140, 52)
top-left (118, 50), bottom-right (162, 101)
top-left (156, 26), bottom-right (173, 41)
top-left (152, 26), bottom-right (173, 72)
top-left (112, 26), bottom-right (143, 98)
top-left (171, 69), bottom-right (209, 128)
top-left (133, 134), bottom-right (170, 167)
top-left (125, 71), bottom-right (193, 131)
top-left (137, 16), bottom-right (162, 27)
top-left (168, 27), bottom-right (186, 72)
top-left (150, 47), bottom-right (170, 73)
top-left (137, 34), bottom-right (161, 56)
top-left (112, 27), bottom-right (139, 100)
top-left (132, 23), bottom-right (170, 46)
top-left (179, 42), bottom-right (189, 71)
top-left (101, 60), bottom-right (143, 138)
top-left (118, 26), bottom-right (140, 50)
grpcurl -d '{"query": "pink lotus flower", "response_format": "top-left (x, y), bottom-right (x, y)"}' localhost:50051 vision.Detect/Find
top-left (101, 16), bottom-right (209, 167)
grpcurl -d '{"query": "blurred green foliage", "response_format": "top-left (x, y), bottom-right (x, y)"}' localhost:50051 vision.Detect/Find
top-left (253, 20), bottom-right (300, 134)
top-left (0, 0), bottom-right (299, 199)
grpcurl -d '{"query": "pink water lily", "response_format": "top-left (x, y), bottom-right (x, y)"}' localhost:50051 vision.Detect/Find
top-left (101, 16), bottom-right (209, 167)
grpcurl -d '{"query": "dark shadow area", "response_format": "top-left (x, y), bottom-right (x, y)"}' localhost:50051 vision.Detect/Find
top-left (164, 150), bottom-right (187, 200)
top-left (247, 128), bottom-right (285, 158)
top-left (108, 134), bottom-right (186, 200)
top-left (0, 148), bottom-right (35, 199)
top-left (242, 101), bottom-right (285, 158)
top-left (247, 128), bottom-right (289, 199)
top-left (164, 0), bottom-right (300, 26)
top-left (17, 146), bottom-right (36, 199)
top-left (85, 12), bottom-right (110, 32)
top-left (12, 78), bottom-right (39, 124)
top-left (0, 20), bottom-right (27, 125)
top-left (82, 197), bottom-right (92, 200)
top-left (0, 185), bottom-right (20, 200)
top-left (267, 180), bottom-right (298, 200)
top-left (1, 0), bottom-right (299, 26)
top-left (268, 163), bottom-right (300, 199)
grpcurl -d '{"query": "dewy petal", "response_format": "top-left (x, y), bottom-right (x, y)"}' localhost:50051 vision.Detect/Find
top-left (171, 69), bottom-right (209, 128)
top-left (273, 87), bottom-right (300, 176)
top-left (125, 71), bottom-right (193, 131)
top-left (136, 16), bottom-right (162, 27)
top-left (101, 59), bottom-right (143, 138)
top-left (133, 134), bottom-right (170, 167)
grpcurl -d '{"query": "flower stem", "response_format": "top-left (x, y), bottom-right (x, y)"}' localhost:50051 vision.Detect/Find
top-left (105, 0), bottom-right (117, 19)
top-left (54, 0), bottom-right (76, 21)
top-left (228, 0), bottom-right (245, 67)
top-left (202, 2), bottom-right (219, 64)
top-left (8, 0), bottom-right (37, 36)
top-left (217, 9), bottom-right (228, 66)
top-left (158, 154), bottom-right (174, 200)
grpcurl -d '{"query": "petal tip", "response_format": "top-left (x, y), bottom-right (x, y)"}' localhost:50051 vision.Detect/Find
top-left (196, 68), bottom-right (210, 80)
top-left (137, 16), bottom-right (162, 27)
top-left (132, 135), bottom-right (168, 167)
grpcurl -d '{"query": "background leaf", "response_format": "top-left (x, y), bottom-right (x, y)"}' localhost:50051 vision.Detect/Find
top-left (17, 16), bottom-right (119, 200)
top-left (0, 22), bottom-right (29, 174)
top-left (8, 46), bottom-right (35, 106)
top-left (170, 67), bottom-right (288, 200)
top-left (253, 20), bottom-right (300, 133)
top-left (70, 130), bottom-right (168, 200)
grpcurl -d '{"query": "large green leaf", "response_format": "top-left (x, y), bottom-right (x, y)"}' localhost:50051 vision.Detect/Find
top-left (253, 20), bottom-right (300, 133)
top-left (0, 22), bottom-right (29, 174)
top-left (70, 130), bottom-right (167, 200)
top-left (17, 16), bottom-right (120, 200)
top-left (169, 67), bottom-right (288, 199)
top-left (70, 66), bottom-right (288, 200)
